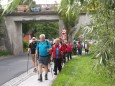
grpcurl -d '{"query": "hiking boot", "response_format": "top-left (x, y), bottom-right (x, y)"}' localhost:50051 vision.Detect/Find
top-left (48, 69), bottom-right (50, 72)
top-left (54, 72), bottom-right (57, 75)
top-left (33, 68), bottom-right (37, 73)
top-left (45, 74), bottom-right (48, 80)
top-left (38, 74), bottom-right (42, 82)
top-left (53, 69), bottom-right (55, 72)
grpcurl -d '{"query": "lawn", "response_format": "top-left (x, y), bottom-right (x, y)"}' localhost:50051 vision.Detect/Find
top-left (52, 55), bottom-right (115, 86)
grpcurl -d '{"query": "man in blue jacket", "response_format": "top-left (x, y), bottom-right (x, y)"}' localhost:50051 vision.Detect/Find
top-left (36, 34), bottom-right (52, 82)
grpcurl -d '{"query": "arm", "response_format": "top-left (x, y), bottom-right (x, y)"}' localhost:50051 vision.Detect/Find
top-left (48, 42), bottom-right (52, 52)
top-left (35, 43), bottom-right (39, 58)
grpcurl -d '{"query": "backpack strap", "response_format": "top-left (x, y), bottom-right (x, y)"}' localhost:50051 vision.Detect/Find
top-left (46, 40), bottom-right (48, 46)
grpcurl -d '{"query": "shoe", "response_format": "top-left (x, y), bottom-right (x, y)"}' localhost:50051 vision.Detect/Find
top-left (38, 74), bottom-right (42, 82)
top-left (33, 68), bottom-right (37, 72)
top-left (48, 69), bottom-right (50, 72)
top-left (54, 72), bottom-right (57, 75)
top-left (45, 74), bottom-right (48, 80)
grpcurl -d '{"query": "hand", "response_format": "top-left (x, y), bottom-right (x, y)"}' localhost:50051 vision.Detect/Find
top-left (28, 53), bottom-right (29, 56)
top-left (28, 51), bottom-right (30, 56)
top-left (48, 48), bottom-right (52, 52)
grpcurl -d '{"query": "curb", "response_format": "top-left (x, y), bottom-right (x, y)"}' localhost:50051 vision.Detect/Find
top-left (1, 68), bottom-right (35, 86)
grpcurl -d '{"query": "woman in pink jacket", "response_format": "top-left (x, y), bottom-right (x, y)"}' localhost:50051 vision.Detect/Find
top-left (67, 41), bottom-right (73, 61)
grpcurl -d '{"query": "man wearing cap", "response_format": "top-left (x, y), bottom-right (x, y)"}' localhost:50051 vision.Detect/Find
top-left (36, 34), bottom-right (52, 82)
top-left (28, 37), bottom-right (37, 72)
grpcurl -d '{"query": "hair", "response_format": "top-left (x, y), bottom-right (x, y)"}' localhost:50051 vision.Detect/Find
top-left (54, 38), bottom-right (60, 44)
top-left (39, 34), bottom-right (45, 38)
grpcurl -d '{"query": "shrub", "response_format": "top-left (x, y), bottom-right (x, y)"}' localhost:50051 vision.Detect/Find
top-left (23, 40), bottom-right (28, 51)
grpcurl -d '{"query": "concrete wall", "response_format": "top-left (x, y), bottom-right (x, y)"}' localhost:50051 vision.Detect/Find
top-left (71, 14), bottom-right (91, 41)
top-left (4, 13), bottom-right (91, 55)
top-left (5, 17), bottom-right (23, 55)
top-left (5, 14), bottom-right (60, 55)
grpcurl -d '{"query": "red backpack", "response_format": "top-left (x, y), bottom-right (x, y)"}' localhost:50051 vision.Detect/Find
top-left (77, 44), bottom-right (81, 49)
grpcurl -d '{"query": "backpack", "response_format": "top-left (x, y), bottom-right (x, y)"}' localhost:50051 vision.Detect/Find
top-left (37, 40), bottom-right (49, 47)
top-left (37, 40), bottom-right (50, 56)
top-left (77, 44), bottom-right (81, 49)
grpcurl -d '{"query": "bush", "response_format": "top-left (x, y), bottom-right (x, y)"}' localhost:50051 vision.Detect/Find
top-left (0, 50), bottom-right (12, 56)
top-left (23, 40), bottom-right (28, 51)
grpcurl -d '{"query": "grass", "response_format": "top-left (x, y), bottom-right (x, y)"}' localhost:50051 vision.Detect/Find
top-left (0, 50), bottom-right (12, 57)
top-left (52, 54), bottom-right (115, 86)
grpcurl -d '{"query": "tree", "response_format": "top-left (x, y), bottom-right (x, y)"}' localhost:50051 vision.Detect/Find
top-left (22, 22), bottom-right (59, 40)
top-left (2, 0), bottom-right (34, 14)
top-left (81, 0), bottom-right (115, 77)
top-left (58, 0), bottom-right (80, 41)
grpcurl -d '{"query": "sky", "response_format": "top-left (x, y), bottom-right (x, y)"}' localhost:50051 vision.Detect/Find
top-left (0, 0), bottom-right (61, 5)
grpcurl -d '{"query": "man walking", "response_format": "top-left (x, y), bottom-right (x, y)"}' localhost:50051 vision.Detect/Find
top-left (84, 41), bottom-right (89, 54)
top-left (77, 41), bottom-right (82, 55)
top-left (28, 37), bottom-right (37, 72)
top-left (67, 41), bottom-right (73, 60)
top-left (36, 34), bottom-right (52, 82)
top-left (61, 41), bottom-right (67, 63)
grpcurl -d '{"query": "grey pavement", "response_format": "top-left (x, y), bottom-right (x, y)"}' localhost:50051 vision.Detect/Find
top-left (0, 53), bottom-right (33, 85)
top-left (1, 55), bottom-right (77, 86)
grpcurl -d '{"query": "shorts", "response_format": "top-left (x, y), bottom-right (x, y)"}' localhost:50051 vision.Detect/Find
top-left (31, 50), bottom-right (35, 54)
top-left (85, 49), bottom-right (89, 52)
top-left (38, 56), bottom-right (50, 65)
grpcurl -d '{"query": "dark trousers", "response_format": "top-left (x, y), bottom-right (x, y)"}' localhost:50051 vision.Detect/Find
top-left (67, 52), bottom-right (72, 61)
top-left (62, 53), bottom-right (66, 63)
top-left (85, 49), bottom-right (89, 54)
top-left (78, 48), bottom-right (82, 55)
top-left (53, 58), bottom-right (62, 73)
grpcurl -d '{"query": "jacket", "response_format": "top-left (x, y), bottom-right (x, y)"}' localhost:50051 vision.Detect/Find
top-left (52, 44), bottom-right (62, 59)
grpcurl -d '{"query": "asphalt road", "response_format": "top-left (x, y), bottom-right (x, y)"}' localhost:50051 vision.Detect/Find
top-left (0, 53), bottom-right (33, 85)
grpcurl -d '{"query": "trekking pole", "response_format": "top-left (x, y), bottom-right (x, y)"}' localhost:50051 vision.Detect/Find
top-left (36, 54), bottom-right (39, 78)
top-left (27, 53), bottom-right (29, 74)
top-left (50, 61), bottom-right (53, 77)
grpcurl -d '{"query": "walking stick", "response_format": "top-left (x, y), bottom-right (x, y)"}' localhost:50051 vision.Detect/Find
top-left (50, 61), bottom-right (53, 77)
top-left (27, 53), bottom-right (29, 74)
top-left (35, 54), bottom-right (39, 78)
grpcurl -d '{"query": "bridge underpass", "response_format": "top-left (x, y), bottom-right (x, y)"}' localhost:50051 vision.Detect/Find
top-left (5, 12), bottom-right (64, 55)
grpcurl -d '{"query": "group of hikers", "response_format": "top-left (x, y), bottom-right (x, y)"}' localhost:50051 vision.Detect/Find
top-left (28, 34), bottom-right (89, 82)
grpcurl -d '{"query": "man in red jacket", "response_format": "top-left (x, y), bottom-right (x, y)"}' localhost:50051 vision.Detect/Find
top-left (52, 38), bottom-right (62, 75)
top-left (61, 41), bottom-right (67, 63)
top-left (67, 41), bottom-right (73, 60)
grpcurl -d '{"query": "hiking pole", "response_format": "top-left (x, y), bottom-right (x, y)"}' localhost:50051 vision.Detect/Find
top-left (35, 54), bottom-right (39, 79)
top-left (27, 53), bottom-right (29, 74)
top-left (50, 61), bottom-right (53, 77)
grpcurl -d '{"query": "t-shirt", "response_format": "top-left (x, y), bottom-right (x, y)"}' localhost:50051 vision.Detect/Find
top-left (36, 40), bottom-right (51, 56)
top-left (29, 42), bottom-right (37, 54)
top-left (85, 44), bottom-right (88, 49)
top-left (56, 47), bottom-right (59, 59)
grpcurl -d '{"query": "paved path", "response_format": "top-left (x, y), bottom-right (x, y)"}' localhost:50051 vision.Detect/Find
top-left (0, 53), bottom-right (33, 85)
top-left (1, 55), bottom-right (77, 86)
top-left (18, 66), bottom-right (57, 86)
